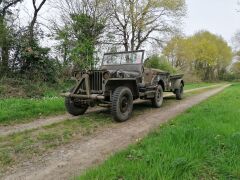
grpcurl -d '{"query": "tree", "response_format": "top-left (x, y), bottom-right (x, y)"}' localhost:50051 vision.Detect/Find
top-left (108, 0), bottom-right (186, 51)
top-left (232, 31), bottom-right (240, 62)
top-left (67, 13), bottom-right (105, 68)
top-left (29, 0), bottom-right (47, 46)
top-left (163, 31), bottom-right (232, 81)
top-left (192, 31), bottom-right (232, 80)
top-left (232, 61), bottom-right (240, 74)
top-left (0, 0), bottom-right (22, 73)
top-left (19, 0), bottom-right (48, 71)
top-left (55, 25), bottom-right (72, 64)
top-left (232, 31), bottom-right (240, 49)
top-left (53, 0), bottom-right (107, 68)
top-left (15, 0), bottom-right (60, 82)
top-left (163, 36), bottom-right (194, 70)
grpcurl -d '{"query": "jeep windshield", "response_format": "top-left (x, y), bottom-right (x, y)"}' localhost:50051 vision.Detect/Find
top-left (102, 51), bottom-right (144, 65)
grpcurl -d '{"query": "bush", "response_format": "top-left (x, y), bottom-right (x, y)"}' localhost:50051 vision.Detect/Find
top-left (221, 72), bottom-right (240, 82)
top-left (0, 77), bottom-right (74, 98)
top-left (144, 55), bottom-right (178, 74)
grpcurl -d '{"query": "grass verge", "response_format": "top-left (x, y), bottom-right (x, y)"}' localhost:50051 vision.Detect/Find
top-left (79, 84), bottom-right (240, 179)
top-left (0, 97), bottom-right (65, 125)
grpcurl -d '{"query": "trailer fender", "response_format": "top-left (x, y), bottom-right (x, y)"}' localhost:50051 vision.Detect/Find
top-left (173, 79), bottom-right (184, 90)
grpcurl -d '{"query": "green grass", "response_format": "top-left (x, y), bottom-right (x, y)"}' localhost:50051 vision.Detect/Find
top-left (0, 78), bottom-right (74, 125)
top-left (185, 82), bottom-right (218, 90)
top-left (79, 84), bottom-right (240, 179)
top-left (0, 97), bottom-right (65, 125)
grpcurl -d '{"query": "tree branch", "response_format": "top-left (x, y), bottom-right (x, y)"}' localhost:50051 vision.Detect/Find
top-left (1, 0), bottom-right (22, 16)
top-left (29, 0), bottom-right (47, 45)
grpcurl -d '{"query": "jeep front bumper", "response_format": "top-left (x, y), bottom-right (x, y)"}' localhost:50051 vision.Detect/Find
top-left (61, 93), bottom-right (105, 100)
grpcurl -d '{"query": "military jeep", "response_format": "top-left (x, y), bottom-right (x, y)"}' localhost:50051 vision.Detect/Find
top-left (62, 50), bottom-right (184, 122)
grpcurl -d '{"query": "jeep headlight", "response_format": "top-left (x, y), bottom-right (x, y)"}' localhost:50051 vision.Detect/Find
top-left (103, 71), bottom-right (111, 80)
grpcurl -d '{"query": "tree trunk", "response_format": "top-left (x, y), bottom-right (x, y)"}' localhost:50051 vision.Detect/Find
top-left (0, 17), bottom-right (9, 73)
top-left (1, 45), bottom-right (9, 72)
top-left (29, 12), bottom-right (37, 46)
top-left (29, 0), bottom-right (47, 46)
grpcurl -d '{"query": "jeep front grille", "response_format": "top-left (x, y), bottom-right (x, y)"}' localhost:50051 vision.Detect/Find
top-left (79, 71), bottom-right (103, 93)
top-left (90, 71), bottom-right (103, 91)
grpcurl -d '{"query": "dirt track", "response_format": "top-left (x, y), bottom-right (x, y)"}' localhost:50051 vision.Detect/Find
top-left (2, 84), bottom-right (230, 180)
top-left (0, 84), bottom-right (222, 137)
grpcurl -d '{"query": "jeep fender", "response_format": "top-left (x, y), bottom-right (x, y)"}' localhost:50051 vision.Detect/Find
top-left (158, 79), bottom-right (165, 91)
top-left (105, 79), bottom-right (139, 98)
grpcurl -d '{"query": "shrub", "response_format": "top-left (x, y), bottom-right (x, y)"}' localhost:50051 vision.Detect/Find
top-left (0, 77), bottom-right (74, 98)
top-left (221, 72), bottom-right (240, 82)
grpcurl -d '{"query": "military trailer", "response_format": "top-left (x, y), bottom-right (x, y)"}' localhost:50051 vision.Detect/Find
top-left (61, 50), bottom-right (184, 122)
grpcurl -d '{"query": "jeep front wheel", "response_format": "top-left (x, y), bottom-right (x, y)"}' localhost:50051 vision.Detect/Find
top-left (112, 87), bottom-right (133, 122)
top-left (151, 85), bottom-right (163, 108)
top-left (65, 88), bottom-right (88, 116)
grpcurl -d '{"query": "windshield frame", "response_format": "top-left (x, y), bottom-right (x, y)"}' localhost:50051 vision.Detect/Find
top-left (101, 50), bottom-right (145, 66)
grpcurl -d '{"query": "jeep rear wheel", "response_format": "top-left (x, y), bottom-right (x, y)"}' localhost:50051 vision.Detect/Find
top-left (152, 85), bottom-right (163, 108)
top-left (176, 84), bottom-right (184, 100)
top-left (112, 87), bottom-right (133, 122)
top-left (65, 89), bottom-right (88, 116)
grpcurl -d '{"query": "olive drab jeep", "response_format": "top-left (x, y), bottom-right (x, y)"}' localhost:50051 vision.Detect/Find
top-left (61, 50), bottom-right (184, 122)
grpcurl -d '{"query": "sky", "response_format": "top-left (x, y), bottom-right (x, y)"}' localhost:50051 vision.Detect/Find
top-left (184, 0), bottom-right (240, 44)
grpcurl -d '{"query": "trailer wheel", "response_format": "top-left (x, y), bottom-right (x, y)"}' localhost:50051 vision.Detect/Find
top-left (176, 83), bottom-right (184, 100)
top-left (65, 89), bottom-right (88, 116)
top-left (152, 85), bottom-right (163, 108)
top-left (112, 87), bottom-right (133, 122)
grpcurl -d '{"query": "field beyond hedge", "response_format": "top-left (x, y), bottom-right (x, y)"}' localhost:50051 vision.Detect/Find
top-left (79, 83), bottom-right (240, 179)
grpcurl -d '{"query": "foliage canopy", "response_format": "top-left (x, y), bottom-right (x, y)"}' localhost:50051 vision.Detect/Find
top-left (163, 31), bottom-right (233, 80)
